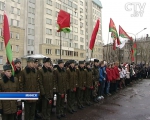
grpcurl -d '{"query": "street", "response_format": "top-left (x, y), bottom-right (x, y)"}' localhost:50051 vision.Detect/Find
top-left (1, 79), bottom-right (150, 120)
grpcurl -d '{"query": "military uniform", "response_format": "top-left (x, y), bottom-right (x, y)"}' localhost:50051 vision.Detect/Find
top-left (92, 59), bottom-right (100, 102)
top-left (76, 61), bottom-right (86, 109)
top-left (38, 57), bottom-right (54, 120)
top-left (66, 60), bottom-right (78, 114)
top-left (84, 62), bottom-right (93, 105)
top-left (53, 60), bottom-right (67, 119)
top-left (20, 57), bottom-right (39, 120)
top-left (0, 64), bottom-right (19, 120)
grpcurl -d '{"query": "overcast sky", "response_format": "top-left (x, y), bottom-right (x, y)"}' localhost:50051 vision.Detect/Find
top-left (100, 0), bottom-right (149, 44)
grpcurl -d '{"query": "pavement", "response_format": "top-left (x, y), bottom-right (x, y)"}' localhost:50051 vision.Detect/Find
top-left (1, 79), bottom-right (150, 120)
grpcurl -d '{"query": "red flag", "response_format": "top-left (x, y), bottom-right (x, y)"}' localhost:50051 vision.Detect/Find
top-left (119, 25), bottom-right (132, 40)
top-left (89, 19), bottom-right (100, 50)
top-left (57, 10), bottom-right (70, 33)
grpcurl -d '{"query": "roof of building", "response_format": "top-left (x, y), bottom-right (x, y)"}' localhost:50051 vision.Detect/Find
top-left (92, 0), bottom-right (102, 8)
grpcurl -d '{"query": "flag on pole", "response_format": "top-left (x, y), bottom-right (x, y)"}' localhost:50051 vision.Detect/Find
top-left (119, 25), bottom-right (132, 40)
top-left (131, 42), bottom-right (137, 62)
top-left (89, 19), bottom-right (100, 50)
top-left (3, 12), bottom-right (15, 75)
top-left (57, 10), bottom-right (71, 33)
top-left (109, 18), bottom-right (120, 50)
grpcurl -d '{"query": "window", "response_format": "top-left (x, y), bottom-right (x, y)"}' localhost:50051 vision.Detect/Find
top-left (0, 42), bottom-right (3, 50)
top-left (17, 8), bottom-right (20, 15)
top-left (28, 39), bottom-right (31, 45)
top-left (46, 38), bottom-right (52, 44)
top-left (55, 11), bottom-right (59, 17)
top-left (56, 2), bottom-right (61, 9)
top-left (27, 51), bottom-right (30, 55)
top-left (73, 3), bottom-right (77, 9)
top-left (17, 20), bottom-right (19, 27)
top-left (74, 35), bottom-right (78, 41)
top-left (28, 28), bottom-right (34, 35)
top-left (16, 45), bottom-right (19, 52)
top-left (11, 6), bottom-right (14, 14)
top-left (46, 28), bottom-right (52, 35)
top-left (0, 28), bottom-right (2, 36)
top-left (0, 2), bottom-right (4, 10)
top-left (18, 0), bottom-right (20, 4)
top-left (68, 1), bottom-right (72, 7)
top-left (46, 8), bottom-right (52, 15)
top-left (80, 30), bottom-right (83, 35)
top-left (32, 18), bottom-right (35, 24)
top-left (80, 45), bottom-right (84, 49)
top-left (74, 27), bottom-right (78, 33)
top-left (10, 32), bottom-right (13, 38)
top-left (28, 17), bottom-right (31, 24)
top-left (80, 53), bottom-right (84, 58)
top-left (29, 0), bottom-right (35, 3)
top-left (55, 49), bottom-right (60, 55)
top-left (80, 15), bottom-right (83, 20)
top-left (80, 8), bottom-right (83, 13)
top-left (0, 56), bottom-right (3, 64)
top-left (11, 19), bottom-right (13, 26)
top-left (74, 51), bottom-right (78, 57)
top-left (31, 51), bottom-right (33, 54)
top-left (80, 1), bottom-right (83, 6)
top-left (80, 37), bottom-right (84, 42)
top-left (16, 33), bottom-right (19, 39)
top-left (46, 18), bottom-right (52, 25)
top-left (74, 43), bottom-right (78, 48)
top-left (0, 15), bottom-right (3, 23)
top-left (80, 22), bottom-right (83, 27)
top-left (46, 49), bottom-right (52, 54)
top-left (47, 0), bottom-right (52, 5)
top-left (74, 19), bottom-right (78, 25)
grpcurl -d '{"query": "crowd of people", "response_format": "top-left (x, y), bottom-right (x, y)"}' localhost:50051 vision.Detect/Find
top-left (0, 57), bottom-right (149, 120)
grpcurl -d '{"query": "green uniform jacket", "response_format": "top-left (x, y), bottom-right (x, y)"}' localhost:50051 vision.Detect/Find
top-left (85, 67), bottom-right (93, 88)
top-left (92, 65), bottom-right (99, 81)
top-left (53, 66), bottom-right (67, 94)
top-left (0, 75), bottom-right (19, 114)
top-left (14, 68), bottom-right (22, 91)
top-left (76, 66), bottom-right (86, 89)
top-left (20, 66), bottom-right (39, 102)
top-left (38, 66), bottom-right (54, 98)
top-left (66, 66), bottom-right (78, 91)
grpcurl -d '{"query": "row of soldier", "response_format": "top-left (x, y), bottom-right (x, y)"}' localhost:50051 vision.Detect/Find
top-left (0, 57), bottom-right (103, 120)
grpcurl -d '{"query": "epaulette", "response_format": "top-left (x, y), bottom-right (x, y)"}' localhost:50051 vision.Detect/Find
top-left (54, 68), bottom-right (57, 70)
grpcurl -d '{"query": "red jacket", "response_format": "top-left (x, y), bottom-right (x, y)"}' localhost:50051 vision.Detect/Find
top-left (114, 66), bottom-right (120, 80)
top-left (111, 68), bottom-right (116, 80)
top-left (106, 68), bottom-right (112, 81)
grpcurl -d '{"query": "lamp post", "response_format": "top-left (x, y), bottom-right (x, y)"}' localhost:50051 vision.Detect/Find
top-left (127, 28), bottom-right (147, 64)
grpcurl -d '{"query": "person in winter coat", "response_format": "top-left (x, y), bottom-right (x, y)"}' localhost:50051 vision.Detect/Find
top-left (114, 62), bottom-right (120, 92)
top-left (106, 64), bottom-right (112, 96)
top-left (125, 64), bottom-right (130, 86)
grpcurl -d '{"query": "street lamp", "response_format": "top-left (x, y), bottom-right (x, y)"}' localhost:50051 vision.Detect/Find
top-left (127, 28), bottom-right (147, 64)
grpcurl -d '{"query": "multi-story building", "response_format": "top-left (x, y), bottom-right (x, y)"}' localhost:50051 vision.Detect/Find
top-left (0, 0), bottom-right (103, 69)
top-left (0, 0), bottom-right (24, 70)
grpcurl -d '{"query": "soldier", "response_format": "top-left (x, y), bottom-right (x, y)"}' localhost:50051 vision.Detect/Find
top-left (66, 60), bottom-right (78, 114)
top-left (76, 61), bottom-right (86, 109)
top-left (53, 59), bottom-right (67, 119)
top-left (14, 58), bottom-right (22, 120)
top-left (20, 57), bottom-right (40, 120)
top-left (84, 62), bottom-right (93, 105)
top-left (92, 59), bottom-right (100, 102)
top-left (34, 59), bottom-right (39, 69)
top-left (38, 57), bottom-right (54, 120)
top-left (0, 64), bottom-right (19, 120)
top-left (38, 63), bottom-right (42, 70)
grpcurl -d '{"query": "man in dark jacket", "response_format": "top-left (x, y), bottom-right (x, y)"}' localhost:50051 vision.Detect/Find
top-left (0, 64), bottom-right (19, 120)
top-left (53, 59), bottom-right (67, 119)
top-left (20, 57), bottom-right (40, 120)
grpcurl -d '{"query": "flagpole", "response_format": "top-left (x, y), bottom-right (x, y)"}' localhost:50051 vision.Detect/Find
top-left (106, 31), bottom-right (110, 62)
top-left (90, 50), bottom-right (93, 62)
top-left (60, 31), bottom-right (62, 59)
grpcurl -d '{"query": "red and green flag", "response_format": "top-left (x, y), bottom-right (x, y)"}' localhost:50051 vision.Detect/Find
top-left (109, 18), bottom-right (120, 50)
top-left (89, 19), bottom-right (100, 50)
top-left (3, 13), bottom-right (15, 75)
top-left (119, 25), bottom-right (132, 40)
top-left (131, 42), bottom-right (137, 62)
top-left (57, 10), bottom-right (71, 33)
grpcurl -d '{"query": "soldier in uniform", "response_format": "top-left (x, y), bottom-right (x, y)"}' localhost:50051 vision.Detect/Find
top-left (38, 57), bottom-right (54, 120)
top-left (92, 59), bottom-right (100, 102)
top-left (0, 64), bottom-right (19, 120)
top-left (76, 61), bottom-right (86, 109)
top-left (66, 60), bottom-right (78, 114)
top-left (84, 62), bottom-right (93, 105)
top-left (53, 59), bottom-right (67, 119)
top-left (20, 57), bottom-right (40, 120)
top-left (14, 58), bottom-right (22, 120)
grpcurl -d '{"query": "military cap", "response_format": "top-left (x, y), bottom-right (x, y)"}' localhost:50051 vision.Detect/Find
top-left (58, 59), bottom-right (64, 64)
top-left (38, 63), bottom-right (42, 67)
top-left (64, 61), bottom-right (70, 67)
top-left (34, 59), bottom-right (38, 63)
top-left (79, 61), bottom-right (84, 64)
top-left (69, 60), bottom-right (75, 64)
top-left (3, 64), bottom-right (12, 71)
top-left (43, 57), bottom-right (51, 63)
top-left (14, 58), bottom-right (21, 64)
top-left (75, 63), bottom-right (78, 66)
top-left (85, 62), bottom-right (90, 66)
top-left (26, 57), bottom-right (35, 62)
top-left (94, 59), bottom-right (99, 62)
